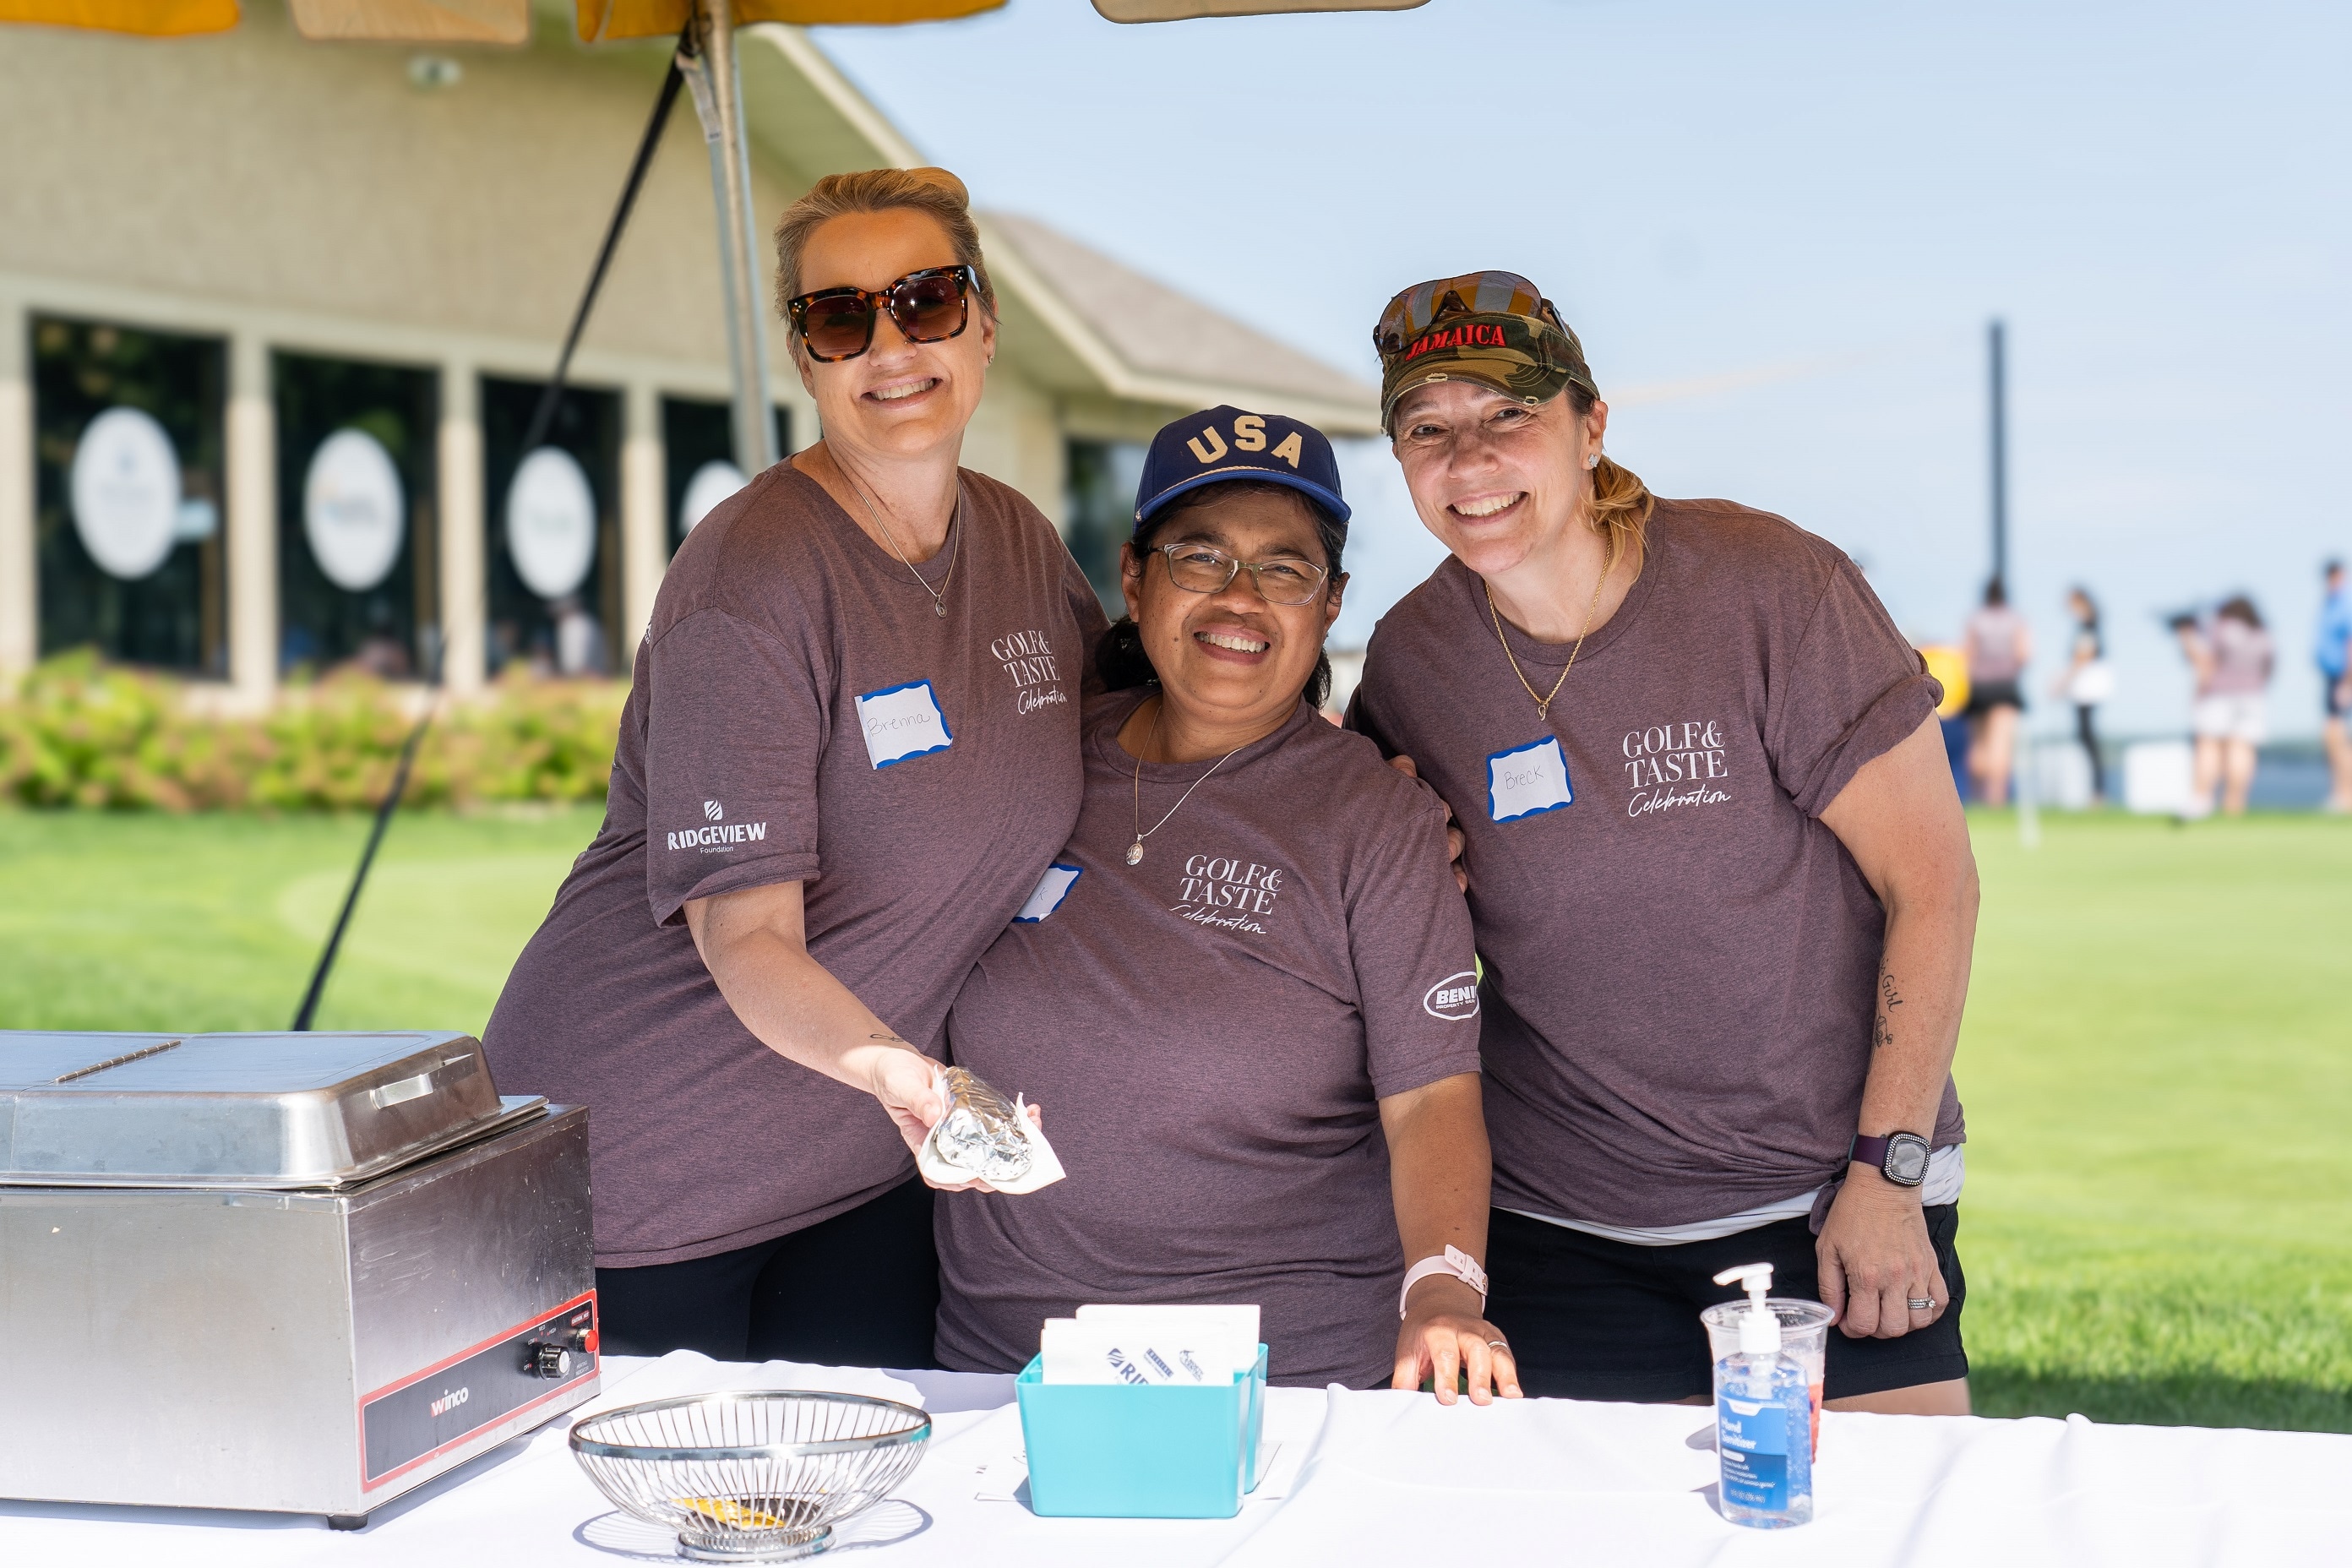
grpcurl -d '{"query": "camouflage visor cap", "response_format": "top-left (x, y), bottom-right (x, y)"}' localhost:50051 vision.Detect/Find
top-left (1374, 270), bottom-right (1599, 434)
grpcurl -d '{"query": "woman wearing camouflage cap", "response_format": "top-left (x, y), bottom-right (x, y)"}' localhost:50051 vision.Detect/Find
top-left (1346, 272), bottom-right (1980, 1414)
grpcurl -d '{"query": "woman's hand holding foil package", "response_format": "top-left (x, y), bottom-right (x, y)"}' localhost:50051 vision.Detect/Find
top-left (915, 1067), bottom-right (1066, 1195)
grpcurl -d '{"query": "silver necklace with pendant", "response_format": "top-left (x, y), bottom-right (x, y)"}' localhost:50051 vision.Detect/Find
top-left (1127, 701), bottom-right (1247, 865)
top-left (845, 463), bottom-right (959, 617)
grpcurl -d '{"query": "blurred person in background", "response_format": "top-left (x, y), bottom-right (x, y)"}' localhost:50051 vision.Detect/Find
top-left (2049, 587), bottom-right (2111, 805)
top-left (551, 593), bottom-right (608, 678)
top-left (484, 167), bottom-right (1105, 1367)
top-left (2318, 560), bottom-right (2351, 814)
top-left (2175, 597), bottom-right (2274, 818)
top-left (1917, 642), bottom-right (1972, 803)
top-left (1349, 271), bottom-right (1978, 1415)
top-left (1961, 579), bottom-right (2030, 807)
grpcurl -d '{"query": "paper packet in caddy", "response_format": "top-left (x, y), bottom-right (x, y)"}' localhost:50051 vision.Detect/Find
top-left (1700, 1293), bottom-right (1836, 1457)
top-left (916, 1065), bottom-right (1065, 1195)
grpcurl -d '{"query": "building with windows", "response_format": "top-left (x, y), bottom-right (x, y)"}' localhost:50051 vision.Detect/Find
top-left (0, 6), bottom-right (1375, 702)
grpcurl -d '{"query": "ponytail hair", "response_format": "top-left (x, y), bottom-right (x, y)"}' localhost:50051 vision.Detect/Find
top-left (1566, 382), bottom-right (1655, 571)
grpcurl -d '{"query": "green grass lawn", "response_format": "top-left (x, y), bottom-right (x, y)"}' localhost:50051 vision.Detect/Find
top-left (2, 804), bottom-right (2348, 1431)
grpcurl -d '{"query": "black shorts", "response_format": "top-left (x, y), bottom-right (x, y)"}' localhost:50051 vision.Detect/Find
top-left (595, 1177), bottom-right (939, 1369)
top-left (1484, 1204), bottom-right (1968, 1402)
top-left (1963, 679), bottom-right (2023, 717)
top-left (2327, 676), bottom-right (2349, 720)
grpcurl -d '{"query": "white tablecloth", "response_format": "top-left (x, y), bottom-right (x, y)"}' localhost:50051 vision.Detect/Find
top-left (5, 1352), bottom-right (2346, 1565)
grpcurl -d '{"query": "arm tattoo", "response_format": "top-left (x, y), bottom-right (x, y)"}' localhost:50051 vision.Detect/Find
top-left (869, 1032), bottom-right (912, 1047)
top-left (1873, 972), bottom-right (1903, 1049)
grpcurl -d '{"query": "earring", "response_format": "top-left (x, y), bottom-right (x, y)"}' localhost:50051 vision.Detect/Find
top-left (1587, 453), bottom-right (1601, 469)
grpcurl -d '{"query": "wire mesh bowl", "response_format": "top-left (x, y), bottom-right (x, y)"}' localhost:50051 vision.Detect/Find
top-left (571, 1391), bottom-right (932, 1562)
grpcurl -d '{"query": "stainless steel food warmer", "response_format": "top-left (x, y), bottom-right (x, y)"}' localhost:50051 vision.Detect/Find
top-left (0, 1029), bottom-right (598, 1525)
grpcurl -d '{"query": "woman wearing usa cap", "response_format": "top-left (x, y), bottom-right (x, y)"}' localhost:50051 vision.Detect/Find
top-left (484, 168), bottom-right (1104, 1367)
top-left (1347, 273), bottom-right (1980, 1413)
top-left (933, 406), bottom-right (1515, 1400)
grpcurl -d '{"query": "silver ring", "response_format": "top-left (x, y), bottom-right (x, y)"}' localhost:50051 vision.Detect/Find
top-left (1486, 1339), bottom-right (1511, 1353)
top-left (1907, 1298), bottom-right (1936, 1312)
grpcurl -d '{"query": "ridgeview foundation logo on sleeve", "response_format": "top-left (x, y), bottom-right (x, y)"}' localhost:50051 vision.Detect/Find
top-left (667, 798), bottom-right (770, 853)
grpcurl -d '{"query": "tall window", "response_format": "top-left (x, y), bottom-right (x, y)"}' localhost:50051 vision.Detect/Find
top-left (482, 376), bottom-right (620, 678)
top-left (275, 353), bottom-right (438, 678)
top-left (662, 396), bottom-right (791, 556)
top-left (1064, 438), bottom-right (1147, 616)
top-left (33, 317), bottom-right (228, 673)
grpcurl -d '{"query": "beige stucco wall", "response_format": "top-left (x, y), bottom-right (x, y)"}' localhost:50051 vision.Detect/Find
top-left (0, 11), bottom-right (1075, 685)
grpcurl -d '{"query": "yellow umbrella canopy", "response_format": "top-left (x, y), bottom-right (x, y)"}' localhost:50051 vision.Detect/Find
top-left (0, 0), bottom-right (1413, 33)
top-left (0, 0), bottom-right (1004, 39)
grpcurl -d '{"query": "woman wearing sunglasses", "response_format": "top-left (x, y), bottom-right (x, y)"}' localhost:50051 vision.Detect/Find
top-left (484, 167), bottom-right (1105, 1367)
top-left (1346, 273), bottom-right (1979, 1414)
top-left (928, 406), bottom-right (1515, 1401)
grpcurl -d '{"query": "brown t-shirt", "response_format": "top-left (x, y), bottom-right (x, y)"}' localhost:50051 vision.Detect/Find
top-left (484, 463), bottom-right (1106, 1267)
top-left (935, 691), bottom-right (1484, 1389)
top-left (1348, 498), bottom-right (1963, 1229)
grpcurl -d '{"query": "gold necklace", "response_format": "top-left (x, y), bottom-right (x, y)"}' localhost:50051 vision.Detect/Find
top-left (1485, 535), bottom-right (1618, 722)
top-left (1126, 700), bottom-right (1248, 866)
top-left (836, 451), bottom-right (959, 618)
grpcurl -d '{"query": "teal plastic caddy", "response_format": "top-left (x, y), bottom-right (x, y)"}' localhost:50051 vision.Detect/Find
top-left (1015, 1345), bottom-right (1269, 1517)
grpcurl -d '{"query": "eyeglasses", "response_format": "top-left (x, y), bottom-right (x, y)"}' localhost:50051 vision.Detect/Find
top-left (1373, 270), bottom-right (1564, 359)
top-left (1147, 542), bottom-right (1329, 606)
top-left (784, 264), bottom-right (978, 362)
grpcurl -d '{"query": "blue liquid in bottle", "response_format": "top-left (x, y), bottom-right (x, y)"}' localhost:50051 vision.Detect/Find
top-left (1709, 1261), bottom-right (1814, 1528)
top-left (1715, 1349), bottom-right (1814, 1528)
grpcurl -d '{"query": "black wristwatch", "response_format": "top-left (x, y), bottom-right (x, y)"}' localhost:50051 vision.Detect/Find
top-left (1850, 1131), bottom-right (1931, 1188)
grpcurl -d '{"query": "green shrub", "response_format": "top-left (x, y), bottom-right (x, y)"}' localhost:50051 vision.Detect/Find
top-left (0, 652), bottom-right (626, 811)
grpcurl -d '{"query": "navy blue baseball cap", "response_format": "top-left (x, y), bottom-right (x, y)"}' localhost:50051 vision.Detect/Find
top-left (1133, 406), bottom-right (1350, 535)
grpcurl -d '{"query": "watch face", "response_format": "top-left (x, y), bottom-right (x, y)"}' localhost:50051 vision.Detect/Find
top-left (1886, 1134), bottom-right (1931, 1186)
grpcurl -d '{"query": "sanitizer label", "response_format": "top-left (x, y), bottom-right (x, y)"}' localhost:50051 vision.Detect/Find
top-left (1717, 1394), bottom-right (1790, 1513)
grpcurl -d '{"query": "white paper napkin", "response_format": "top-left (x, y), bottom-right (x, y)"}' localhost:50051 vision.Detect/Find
top-left (917, 1088), bottom-right (1066, 1195)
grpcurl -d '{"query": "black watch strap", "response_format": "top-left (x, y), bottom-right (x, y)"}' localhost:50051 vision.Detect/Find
top-left (1850, 1131), bottom-right (1931, 1188)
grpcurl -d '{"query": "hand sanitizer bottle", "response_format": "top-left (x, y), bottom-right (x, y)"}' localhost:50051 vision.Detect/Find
top-left (1710, 1263), bottom-right (1813, 1528)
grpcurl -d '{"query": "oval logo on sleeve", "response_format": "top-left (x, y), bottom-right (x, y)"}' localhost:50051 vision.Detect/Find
top-left (1423, 971), bottom-right (1481, 1021)
top-left (857, 679), bottom-right (953, 770)
top-left (1487, 736), bottom-right (1573, 822)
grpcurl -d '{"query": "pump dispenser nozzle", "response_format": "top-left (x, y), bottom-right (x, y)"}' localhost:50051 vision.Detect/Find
top-left (1712, 1263), bottom-right (1781, 1356)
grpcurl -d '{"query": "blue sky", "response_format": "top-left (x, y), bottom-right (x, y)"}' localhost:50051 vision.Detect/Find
top-left (818, 0), bottom-right (2351, 738)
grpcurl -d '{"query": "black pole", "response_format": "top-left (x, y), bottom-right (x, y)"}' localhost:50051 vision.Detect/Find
top-left (289, 714), bottom-right (433, 1032)
top-left (1989, 318), bottom-right (2007, 588)
top-left (520, 35), bottom-right (691, 459)
top-left (291, 39), bottom-right (689, 1031)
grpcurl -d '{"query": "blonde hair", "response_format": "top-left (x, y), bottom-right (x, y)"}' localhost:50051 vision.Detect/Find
top-left (772, 166), bottom-right (998, 329)
top-left (1566, 383), bottom-right (1654, 572)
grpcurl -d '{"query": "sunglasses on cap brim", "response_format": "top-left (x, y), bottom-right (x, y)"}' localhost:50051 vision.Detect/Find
top-left (1373, 270), bottom-right (1565, 358)
top-left (785, 264), bottom-right (980, 363)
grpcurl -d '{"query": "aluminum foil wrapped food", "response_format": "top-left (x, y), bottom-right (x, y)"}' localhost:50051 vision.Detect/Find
top-left (916, 1066), bottom-right (1066, 1195)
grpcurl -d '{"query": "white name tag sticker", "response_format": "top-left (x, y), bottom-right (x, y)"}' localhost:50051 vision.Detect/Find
top-left (1015, 863), bottom-right (1082, 923)
top-left (856, 679), bottom-right (953, 770)
top-left (1488, 736), bottom-right (1574, 822)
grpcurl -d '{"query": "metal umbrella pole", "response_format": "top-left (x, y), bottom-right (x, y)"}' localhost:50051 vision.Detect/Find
top-left (680, 0), bottom-right (779, 475)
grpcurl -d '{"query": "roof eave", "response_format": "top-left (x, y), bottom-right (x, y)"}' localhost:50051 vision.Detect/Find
top-left (740, 30), bottom-right (1381, 437)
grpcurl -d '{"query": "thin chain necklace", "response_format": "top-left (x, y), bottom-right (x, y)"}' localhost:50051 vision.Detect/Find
top-left (1485, 535), bottom-right (1619, 722)
top-left (1127, 700), bottom-right (1249, 866)
top-left (840, 455), bottom-right (959, 618)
